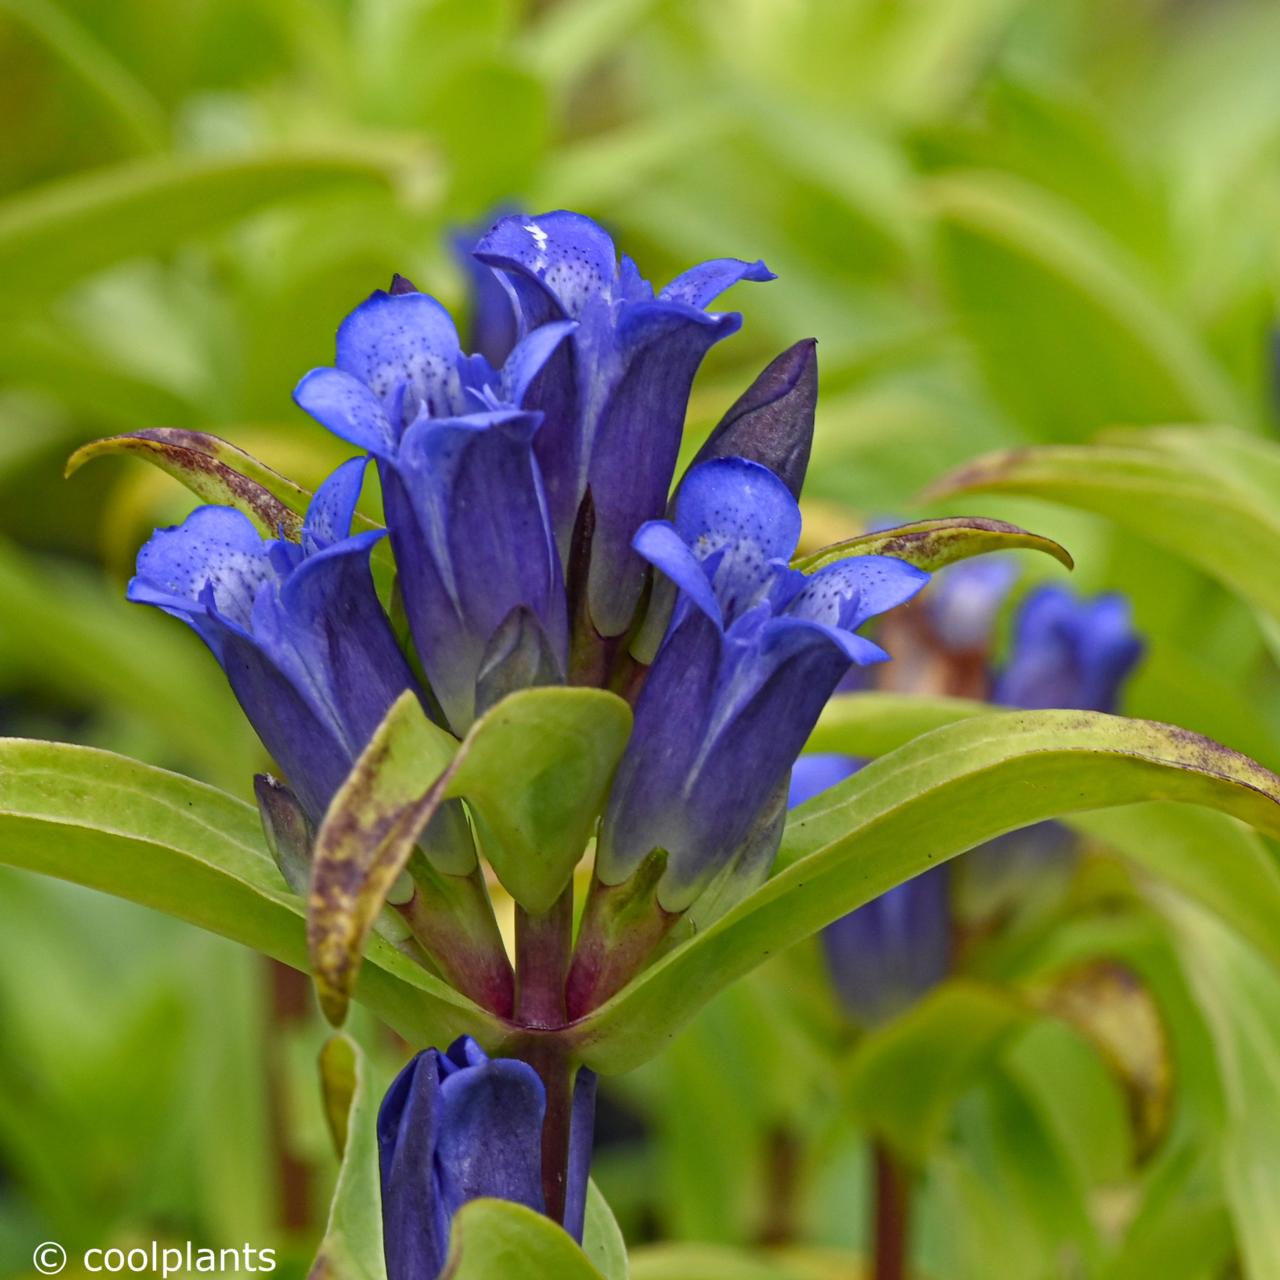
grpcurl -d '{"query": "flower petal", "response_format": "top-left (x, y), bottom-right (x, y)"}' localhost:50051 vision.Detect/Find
top-left (130, 506), bottom-right (274, 635)
top-left (302, 456), bottom-right (369, 552)
top-left (387, 410), bottom-right (567, 732)
top-left (786, 554), bottom-right (930, 631)
top-left (659, 257), bottom-right (775, 309)
top-left (475, 210), bottom-right (619, 320)
top-left (435, 1055), bottom-right (547, 1221)
top-left (499, 319), bottom-right (577, 405)
top-left (585, 311), bottom-right (749, 636)
top-left (335, 290), bottom-right (465, 418)
top-left (789, 753), bottom-right (859, 808)
top-left (293, 367), bottom-right (396, 457)
top-left (633, 521), bottom-right (723, 630)
top-left (378, 1051), bottom-right (450, 1280)
top-left (821, 867), bottom-right (951, 1026)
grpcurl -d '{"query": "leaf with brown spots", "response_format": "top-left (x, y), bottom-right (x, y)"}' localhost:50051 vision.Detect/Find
top-left (308, 691), bottom-right (460, 1025)
top-left (68, 428), bottom-right (312, 538)
top-left (793, 516), bottom-right (1073, 575)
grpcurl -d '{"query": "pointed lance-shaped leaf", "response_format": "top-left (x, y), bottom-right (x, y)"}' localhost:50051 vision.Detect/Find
top-left (570, 711), bottom-right (1280, 1074)
top-left (310, 1034), bottom-right (389, 1280)
top-left (794, 516), bottom-right (1074, 575)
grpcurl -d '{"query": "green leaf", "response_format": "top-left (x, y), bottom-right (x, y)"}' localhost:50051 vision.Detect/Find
top-left (447, 687), bottom-right (632, 914)
top-left (309, 686), bottom-right (630, 1023)
top-left (926, 426), bottom-right (1280, 627)
top-left (806, 690), bottom-right (987, 757)
top-left (809, 697), bottom-right (1280, 971)
top-left (793, 516), bottom-right (1073, 574)
top-left (68, 429), bottom-right (310, 540)
top-left (844, 980), bottom-right (1029, 1166)
top-left (310, 1035), bottom-right (388, 1280)
top-left (628, 1244), bottom-right (855, 1280)
top-left (1, 0), bottom-right (167, 153)
top-left (582, 1180), bottom-right (629, 1280)
top-left (1163, 896), bottom-right (1280, 1280)
top-left (0, 146), bottom-right (426, 305)
top-left (572, 711), bottom-right (1280, 1074)
top-left (1072, 803), bottom-right (1280, 972)
top-left (929, 171), bottom-right (1244, 438)
top-left (0, 738), bottom-right (503, 1050)
top-left (444, 1198), bottom-right (605, 1279)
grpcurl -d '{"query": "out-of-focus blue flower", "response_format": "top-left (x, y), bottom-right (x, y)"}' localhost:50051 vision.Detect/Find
top-left (475, 210), bottom-right (774, 636)
top-left (129, 459), bottom-right (416, 826)
top-left (599, 458), bottom-right (929, 911)
top-left (790, 755), bottom-right (951, 1026)
top-left (925, 557), bottom-right (1018, 654)
top-left (960, 584), bottom-right (1146, 918)
top-left (450, 217), bottom-right (519, 367)
top-left (293, 285), bottom-right (575, 732)
top-left (993, 585), bottom-right (1144, 712)
top-left (378, 1037), bottom-right (597, 1280)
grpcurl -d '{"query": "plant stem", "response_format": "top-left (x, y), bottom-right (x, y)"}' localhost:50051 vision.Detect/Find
top-left (514, 884), bottom-right (574, 1027)
top-left (873, 1141), bottom-right (911, 1280)
top-left (513, 885), bottom-right (576, 1222)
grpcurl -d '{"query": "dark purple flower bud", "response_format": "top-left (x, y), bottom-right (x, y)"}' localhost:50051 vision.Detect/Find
top-left (689, 338), bottom-right (818, 499)
top-left (378, 1037), bottom-right (596, 1280)
top-left (790, 755), bottom-right (951, 1026)
top-left (293, 288), bottom-right (575, 732)
top-left (993, 585), bottom-right (1143, 713)
top-left (475, 211), bottom-right (774, 636)
top-left (598, 458), bottom-right (928, 911)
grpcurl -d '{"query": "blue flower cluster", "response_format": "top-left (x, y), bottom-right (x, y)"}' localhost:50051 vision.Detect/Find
top-left (792, 565), bottom-right (1144, 1027)
top-left (127, 211), bottom-right (936, 1273)
top-left (130, 210), bottom-right (928, 936)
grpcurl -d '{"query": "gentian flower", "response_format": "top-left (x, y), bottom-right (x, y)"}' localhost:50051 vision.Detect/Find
top-left (599, 457), bottom-right (930, 913)
top-left (378, 1037), bottom-right (597, 1280)
top-left (475, 210), bottom-right (774, 636)
top-left (129, 459), bottom-right (431, 831)
top-left (789, 755), bottom-right (950, 1027)
top-left (959, 584), bottom-right (1145, 919)
top-left (292, 284), bottom-right (575, 732)
top-left (994, 585), bottom-right (1144, 713)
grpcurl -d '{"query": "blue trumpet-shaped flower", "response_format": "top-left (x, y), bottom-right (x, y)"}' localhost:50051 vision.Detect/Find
top-left (293, 284), bottom-right (575, 732)
top-left (129, 459), bottom-right (420, 828)
top-left (960, 584), bottom-right (1145, 918)
top-left (789, 756), bottom-right (951, 1026)
top-left (994, 585), bottom-right (1143, 713)
top-left (475, 210), bottom-right (774, 635)
top-left (599, 458), bottom-right (929, 911)
top-left (378, 1037), bottom-right (597, 1280)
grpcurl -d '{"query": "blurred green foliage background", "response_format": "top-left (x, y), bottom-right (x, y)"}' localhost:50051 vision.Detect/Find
top-left (3, 0), bottom-right (1280, 1276)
